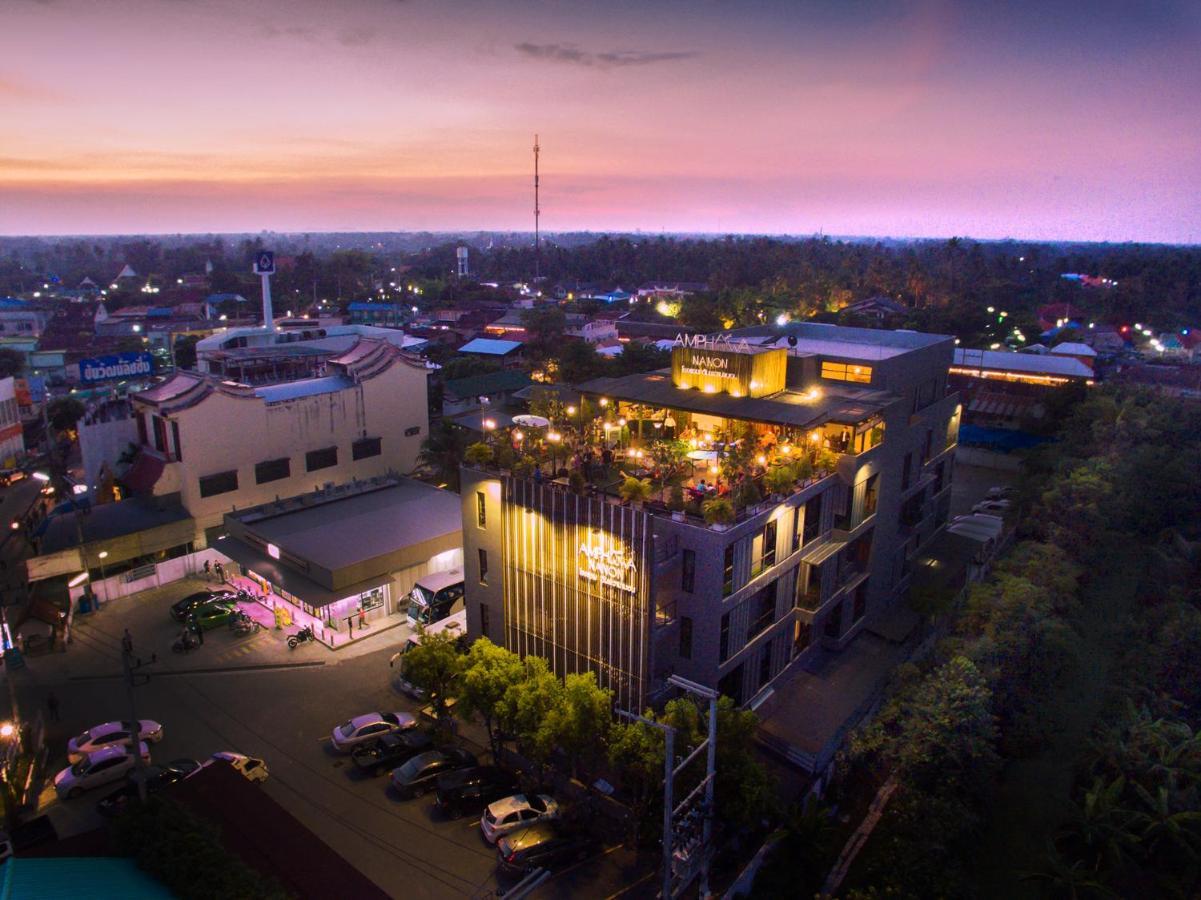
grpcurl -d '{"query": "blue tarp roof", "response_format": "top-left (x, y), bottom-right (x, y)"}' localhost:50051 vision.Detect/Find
top-left (348, 302), bottom-right (402, 311)
top-left (458, 338), bottom-right (523, 356)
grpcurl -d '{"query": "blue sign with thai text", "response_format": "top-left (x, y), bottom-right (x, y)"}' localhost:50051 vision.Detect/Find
top-left (79, 352), bottom-right (155, 384)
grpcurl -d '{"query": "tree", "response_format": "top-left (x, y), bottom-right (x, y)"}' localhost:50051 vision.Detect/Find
top-left (608, 716), bottom-right (665, 846)
top-left (459, 638), bottom-right (524, 757)
top-left (557, 340), bottom-right (605, 384)
top-left (401, 627), bottom-right (465, 721)
top-left (0, 348), bottom-right (23, 379)
top-left (173, 334), bottom-right (200, 370)
top-left (521, 306), bottom-right (566, 358)
top-left (47, 396), bottom-right (85, 433)
top-left (499, 656), bottom-right (564, 770)
top-left (542, 671), bottom-right (612, 780)
top-left (416, 419), bottom-right (469, 490)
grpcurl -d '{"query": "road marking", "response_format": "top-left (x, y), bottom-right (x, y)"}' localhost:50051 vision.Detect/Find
top-left (603, 866), bottom-right (656, 900)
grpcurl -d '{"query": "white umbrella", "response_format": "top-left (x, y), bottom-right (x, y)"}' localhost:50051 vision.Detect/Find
top-left (686, 449), bottom-right (718, 461)
top-left (512, 415), bottom-right (550, 428)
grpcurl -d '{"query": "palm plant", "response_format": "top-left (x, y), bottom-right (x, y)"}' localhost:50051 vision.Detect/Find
top-left (416, 420), bottom-right (469, 490)
top-left (618, 476), bottom-right (653, 506)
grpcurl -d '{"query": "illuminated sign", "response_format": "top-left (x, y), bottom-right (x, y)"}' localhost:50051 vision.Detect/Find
top-left (578, 538), bottom-right (638, 594)
top-left (671, 344), bottom-right (787, 398)
top-left (674, 332), bottom-right (753, 354)
top-left (79, 352), bottom-right (155, 384)
top-left (266, 543), bottom-right (280, 559)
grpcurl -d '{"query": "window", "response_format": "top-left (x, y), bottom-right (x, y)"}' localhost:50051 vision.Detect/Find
top-left (802, 495), bottom-right (822, 544)
top-left (823, 601), bottom-right (845, 639)
top-left (679, 616), bottom-right (693, 660)
top-left (932, 460), bottom-right (946, 495)
top-left (476, 491), bottom-right (487, 528)
top-left (820, 361), bottom-right (872, 384)
top-left (255, 457), bottom-right (290, 484)
top-left (306, 446), bottom-right (338, 471)
top-left (478, 548), bottom-right (489, 584)
top-left (797, 563), bottom-right (823, 610)
top-left (751, 521), bottom-right (776, 577)
top-left (681, 549), bottom-right (696, 593)
top-left (853, 581), bottom-right (868, 622)
top-left (902, 452), bottom-right (913, 491)
top-left (922, 429), bottom-right (933, 463)
top-left (404, 425), bottom-right (421, 437)
top-left (352, 437), bottom-right (382, 460)
top-left (794, 619), bottom-right (812, 655)
top-left (137, 412), bottom-right (148, 446)
top-left (833, 484), bottom-right (852, 531)
top-left (746, 584), bottom-right (776, 641)
top-left (198, 469), bottom-right (238, 498)
top-left (152, 415), bottom-right (167, 453)
top-left (722, 545), bottom-right (735, 596)
top-left (759, 647), bottom-right (773, 690)
top-left (792, 506), bottom-right (802, 552)
top-left (863, 474), bottom-right (880, 518)
top-left (718, 663), bottom-right (744, 703)
top-left (719, 612), bottom-right (731, 662)
top-left (171, 420), bottom-right (182, 461)
top-left (480, 603), bottom-right (491, 638)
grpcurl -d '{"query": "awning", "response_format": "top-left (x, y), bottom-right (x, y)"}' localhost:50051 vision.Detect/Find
top-left (213, 537), bottom-right (394, 608)
top-left (120, 451), bottom-right (165, 495)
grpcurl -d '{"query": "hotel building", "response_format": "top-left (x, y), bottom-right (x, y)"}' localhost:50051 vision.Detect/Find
top-left (461, 324), bottom-right (960, 711)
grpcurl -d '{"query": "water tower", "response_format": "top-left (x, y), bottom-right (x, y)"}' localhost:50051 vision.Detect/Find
top-left (456, 246), bottom-right (469, 278)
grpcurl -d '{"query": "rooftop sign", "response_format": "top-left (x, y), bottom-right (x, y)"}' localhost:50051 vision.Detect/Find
top-left (671, 340), bottom-right (786, 398)
top-left (79, 351), bottom-right (155, 384)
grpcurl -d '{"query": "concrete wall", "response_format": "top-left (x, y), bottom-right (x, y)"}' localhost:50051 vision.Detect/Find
top-left (79, 416), bottom-right (138, 492)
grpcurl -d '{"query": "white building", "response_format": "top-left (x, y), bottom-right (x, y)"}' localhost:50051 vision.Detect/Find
top-left (0, 377), bottom-right (25, 465)
top-left (128, 339), bottom-right (429, 545)
top-left (194, 321), bottom-right (426, 378)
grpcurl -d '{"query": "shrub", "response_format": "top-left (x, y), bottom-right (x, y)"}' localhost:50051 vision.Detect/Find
top-left (618, 476), bottom-right (653, 504)
top-left (463, 442), bottom-right (494, 466)
top-left (703, 497), bottom-right (735, 525)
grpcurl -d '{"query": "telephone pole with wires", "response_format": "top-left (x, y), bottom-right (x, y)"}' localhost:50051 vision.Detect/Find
top-left (533, 134), bottom-right (541, 285)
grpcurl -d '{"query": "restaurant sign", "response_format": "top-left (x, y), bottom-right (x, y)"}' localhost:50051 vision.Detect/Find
top-left (671, 341), bottom-right (787, 398)
top-left (578, 538), bottom-right (638, 594)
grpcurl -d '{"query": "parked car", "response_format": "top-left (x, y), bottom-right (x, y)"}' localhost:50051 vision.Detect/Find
top-left (972, 499), bottom-right (1012, 514)
top-left (496, 823), bottom-right (598, 876)
top-left (985, 486), bottom-right (1017, 500)
top-left (170, 589), bottom-right (236, 621)
top-left (68, 720), bottom-right (163, 762)
top-left (55, 743), bottom-right (151, 800)
top-left (208, 752), bottom-right (269, 783)
top-left (351, 730), bottom-right (434, 776)
top-left (189, 599), bottom-right (239, 630)
top-left (0, 469), bottom-right (27, 488)
top-left (390, 748), bottom-right (477, 798)
top-left (330, 712), bottom-right (417, 752)
top-left (435, 766), bottom-right (521, 819)
top-left (482, 793), bottom-right (560, 844)
top-left (95, 759), bottom-right (201, 817)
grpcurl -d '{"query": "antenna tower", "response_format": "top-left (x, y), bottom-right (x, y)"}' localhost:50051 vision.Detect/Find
top-left (533, 134), bottom-right (541, 282)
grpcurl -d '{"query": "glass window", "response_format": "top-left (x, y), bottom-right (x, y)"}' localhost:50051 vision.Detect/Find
top-left (171, 420), bottom-right (182, 461)
top-left (306, 446), bottom-right (338, 471)
top-left (762, 520), bottom-right (777, 569)
top-left (792, 506), bottom-right (801, 552)
top-left (746, 584), bottom-right (776, 641)
top-left (255, 457), bottom-right (290, 484)
top-left (198, 470), bottom-right (238, 498)
top-left (681, 549), bottom-right (695, 593)
top-left (480, 603), bottom-right (490, 638)
top-left (759, 647), bottom-right (772, 690)
top-left (863, 474), bottom-right (880, 518)
top-left (820, 361), bottom-right (872, 384)
top-left (679, 616), bottom-right (693, 660)
top-left (793, 619), bottom-right (811, 655)
top-left (719, 612), bottom-right (731, 662)
top-left (823, 601), bottom-right (845, 639)
top-left (802, 495), bottom-right (822, 544)
top-left (352, 437), bottom-right (382, 460)
top-left (718, 663), bottom-right (744, 703)
top-left (478, 548), bottom-right (488, 584)
top-left (902, 452), bottom-right (913, 491)
top-left (722, 545), bottom-right (735, 596)
top-left (853, 581), bottom-right (868, 622)
top-left (476, 491), bottom-right (486, 528)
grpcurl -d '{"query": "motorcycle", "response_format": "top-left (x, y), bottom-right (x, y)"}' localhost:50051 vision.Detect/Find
top-left (229, 611), bottom-right (261, 635)
top-left (171, 630), bottom-right (200, 653)
top-left (287, 626), bottom-right (315, 650)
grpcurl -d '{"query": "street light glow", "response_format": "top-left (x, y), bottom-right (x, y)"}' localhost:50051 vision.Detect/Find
top-left (32, 472), bottom-right (50, 482)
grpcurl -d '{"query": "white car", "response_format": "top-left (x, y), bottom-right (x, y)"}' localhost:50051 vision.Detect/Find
top-left (330, 712), bottom-right (416, 752)
top-left (972, 499), bottom-right (1012, 515)
top-left (209, 752), bottom-right (269, 783)
top-left (480, 793), bottom-right (560, 844)
top-left (55, 743), bottom-right (151, 800)
top-left (68, 720), bottom-right (163, 762)
top-left (986, 486), bottom-right (1017, 501)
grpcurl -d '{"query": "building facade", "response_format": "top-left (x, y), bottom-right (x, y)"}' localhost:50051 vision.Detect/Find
top-left (128, 339), bottom-right (428, 545)
top-left (461, 324), bottom-right (959, 710)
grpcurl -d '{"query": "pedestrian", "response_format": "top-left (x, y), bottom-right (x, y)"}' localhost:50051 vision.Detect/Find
top-left (203, 559), bottom-right (211, 581)
top-left (358, 606), bottom-right (367, 631)
top-left (214, 562), bottom-right (225, 584)
top-left (121, 628), bottom-right (133, 655)
top-left (189, 615), bottom-right (204, 646)
top-left (46, 691), bottom-right (59, 722)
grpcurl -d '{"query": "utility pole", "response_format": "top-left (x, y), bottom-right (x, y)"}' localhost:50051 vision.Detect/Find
top-left (533, 134), bottom-right (541, 285)
top-left (121, 644), bottom-right (155, 803)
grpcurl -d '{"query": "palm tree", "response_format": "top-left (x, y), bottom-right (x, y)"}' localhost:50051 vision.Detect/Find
top-left (1020, 847), bottom-right (1119, 900)
top-left (416, 420), bottom-right (469, 491)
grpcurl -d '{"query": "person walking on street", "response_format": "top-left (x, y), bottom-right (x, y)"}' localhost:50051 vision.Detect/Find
top-left (214, 562), bottom-right (225, 584)
top-left (46, 691), bottom-right (60, 722)
top-left (203, 559), bottom-right (212, 581)
top-left (121, 628), bottom-right (133, 656)
top-left (358, 606), bottom-right (367, 631)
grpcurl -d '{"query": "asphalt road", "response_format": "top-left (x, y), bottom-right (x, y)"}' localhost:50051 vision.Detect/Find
top-left (20, 592), bottom-right (505, 899)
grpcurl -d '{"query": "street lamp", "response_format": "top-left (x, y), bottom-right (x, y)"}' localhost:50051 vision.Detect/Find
top-left (31, 472), bottom-right (49, 483)
top-left (97, 551), bottom-right (110, 604)
top-left (0, 723), bottom-right (13, 740)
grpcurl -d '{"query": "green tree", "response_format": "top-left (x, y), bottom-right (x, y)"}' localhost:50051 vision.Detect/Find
top-left (459, 638), bottom-right (524, 757)
top-left (47, 396), bottom-right (85, 433)
top-left (499, 656), bottom-right (564, 768)
top-left (173, 334), bottom-right (200, 370)
top-left (557, 340), bottom-right (605, 384)
top-left (542, 671), bottom-right (613, 780)
top-left (608, 715), bottom-right (665, 846)
top-left (416, 419), bottom-right (469, 490)
top-left (401, 626), bottom-right (465, 720)
top-left (0, 348), bottom-right (24, 379)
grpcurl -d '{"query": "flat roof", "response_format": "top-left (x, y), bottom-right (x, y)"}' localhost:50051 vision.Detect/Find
top-left (39, 499), bottom-right (192, 553)
top-left (232, 480), bottom-right (461, 573)
top-left (734, 322), bottom-right (952, 356)
top-left (576, 370), bottom-right (885, 429)
top-left (953, 348), bottom-right (1094, 378)
top-left (254, 374), bottom-right (354, 403)
top-left (458, 337), bottom-right (523, 355)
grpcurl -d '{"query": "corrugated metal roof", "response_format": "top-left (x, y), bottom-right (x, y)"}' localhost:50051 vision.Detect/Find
top-left (458, 338), bottom-right (523, 355)
top-left (953, 348), bottom-right (1093, 378)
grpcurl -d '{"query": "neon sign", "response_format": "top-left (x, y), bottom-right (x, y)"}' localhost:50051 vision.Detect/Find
top-left (578, 539), bottom-right (638, 594)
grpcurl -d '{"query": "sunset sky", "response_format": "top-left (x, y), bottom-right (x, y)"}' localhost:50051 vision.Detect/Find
top-left (2, 0), bottom-right (1199, 242)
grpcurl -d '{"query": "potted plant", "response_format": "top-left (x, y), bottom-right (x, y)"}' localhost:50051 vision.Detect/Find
top-left (764, 464), bottom-right (795, 498)
top-left (619, 476), bottom-right (653, 508)
top-left (667, 484), bottom-right (686, 520)
top-left (464, 442), bottom-right (494, 467)
top-left (734, 478), bottom-right (763, 510)
top-left (702, 497), bottom-right (735, 530)
top-left (568, 470), bottom-right (587, 495)
top-left (816, 449), bottom-right (839, 474)
top-left (794, 456), bottom-right (814, 482)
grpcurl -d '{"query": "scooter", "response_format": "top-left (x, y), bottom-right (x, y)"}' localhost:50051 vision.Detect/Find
top-left (287, 626), bottom-right (315, 650)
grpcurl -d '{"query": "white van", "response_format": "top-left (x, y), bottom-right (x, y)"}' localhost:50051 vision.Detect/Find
top-left (405, 569), bottom-right (465, 628)
top-left (391, 610), bottom-right (468, 699)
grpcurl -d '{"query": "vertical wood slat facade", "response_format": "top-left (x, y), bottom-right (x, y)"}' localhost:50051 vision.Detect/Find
top-left (501, 476), bottom-right (653, 711)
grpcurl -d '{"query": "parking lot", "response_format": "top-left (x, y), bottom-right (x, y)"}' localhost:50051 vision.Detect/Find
top-left (17, 577), bottom-right (638, 899)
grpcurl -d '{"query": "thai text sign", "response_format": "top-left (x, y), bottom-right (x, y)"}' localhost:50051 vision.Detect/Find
top-left (79, 352), bottom-right (155, 384)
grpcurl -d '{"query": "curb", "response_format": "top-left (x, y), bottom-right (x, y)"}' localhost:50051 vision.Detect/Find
top-left (67, 660), bottom-right (327, 681)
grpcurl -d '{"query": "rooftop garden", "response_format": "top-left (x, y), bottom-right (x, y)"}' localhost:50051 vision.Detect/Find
top-left (464, 388), bottom-right (850, 528)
